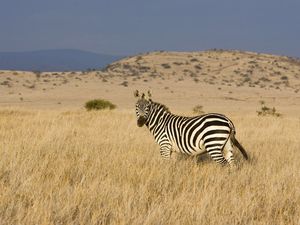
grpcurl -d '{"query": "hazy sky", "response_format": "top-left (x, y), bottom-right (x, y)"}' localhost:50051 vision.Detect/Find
top-left (1, 0), bottom-right (299, 56)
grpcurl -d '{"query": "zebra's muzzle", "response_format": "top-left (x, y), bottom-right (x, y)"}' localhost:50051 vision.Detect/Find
top-left (137, 116), bottom-right (146, 127)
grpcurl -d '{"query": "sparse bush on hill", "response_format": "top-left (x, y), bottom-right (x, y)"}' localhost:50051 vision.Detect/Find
top-left (85, 99), bottom-right (116, 111)
top-left (233, 69), bottom-right (240, 74)
top-left (27, 84), bottom-right (35, 89)
top-left (248, 60), bottom-right (257, 65)
top-left (274, 71), bottom-right (281, 76)
top-left (194, 65), bottom-right (202, 70)
top-left (33, 71), bottom-right (41, 79)
top-left (1, 81), bottom-right (10, 86)
top-left (135, 56), bottom-right (143, 61)
top-left (138, 66), bottom-right (151, 73)
top-left (243, 77), bottom-right (251, 83)
top-left (259, 77), bottom-right (271, 82)
top-left (161, 63), bottom-right (171, 69)
top-left (190, 58), bottom-right (199, 62)
top-left (173, 62), bottom-right (183, 66)
top-left (120, 81), bottom-right (128, 87)
top-left (122, 64), bottom-right (131, 70)
top-left (257, 101), bottom-right (281, 117)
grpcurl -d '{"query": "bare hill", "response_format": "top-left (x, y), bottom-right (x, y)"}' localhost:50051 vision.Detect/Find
top-left (105, 50), bottom-right (300, 91)
top-left (0, 50), bottom-right (299, 115)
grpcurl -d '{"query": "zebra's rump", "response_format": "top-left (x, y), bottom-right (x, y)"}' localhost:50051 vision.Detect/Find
top-left (168, 113), bottom-right (232, 155)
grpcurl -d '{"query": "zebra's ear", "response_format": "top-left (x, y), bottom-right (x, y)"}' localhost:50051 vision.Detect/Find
top-left (147, 90), bottom-right (152, 99)
top-left (134, 90), bottom-right (139, 98)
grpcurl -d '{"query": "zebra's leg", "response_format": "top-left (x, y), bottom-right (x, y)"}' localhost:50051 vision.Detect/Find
top-left (159, 143), bottom-right (172, 160)
top-left (206, 147), bottom-right (227, 165)
top-left (223, 139), bottom-right (236, 166)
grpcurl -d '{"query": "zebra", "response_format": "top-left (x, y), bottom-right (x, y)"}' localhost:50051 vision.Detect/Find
top-left (134, 90), bottom-right (248, 166)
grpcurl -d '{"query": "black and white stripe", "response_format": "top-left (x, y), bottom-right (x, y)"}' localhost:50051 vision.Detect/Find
top-left (135, 93), bottom-right (248, 165)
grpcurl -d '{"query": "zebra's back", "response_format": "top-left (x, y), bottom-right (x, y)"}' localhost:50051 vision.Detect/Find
top-left (166, 113), bottom-right (233, 155)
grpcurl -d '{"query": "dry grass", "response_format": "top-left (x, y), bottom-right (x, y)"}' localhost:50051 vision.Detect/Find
top-left (0, 109), bottom-right (299, 225)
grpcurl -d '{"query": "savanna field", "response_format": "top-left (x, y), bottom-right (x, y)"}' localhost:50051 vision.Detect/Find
top-left (0, 50), bottom-right (300, 224)
top-left (0, 109), bottom-right (299, 225)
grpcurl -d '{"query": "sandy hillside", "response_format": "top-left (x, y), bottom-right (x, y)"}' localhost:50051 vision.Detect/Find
top-left (0, 50), bottom-right (299, 116)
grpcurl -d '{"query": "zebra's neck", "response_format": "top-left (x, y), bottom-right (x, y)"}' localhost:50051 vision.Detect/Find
top-left (145, 102), bottom-right (171, 133)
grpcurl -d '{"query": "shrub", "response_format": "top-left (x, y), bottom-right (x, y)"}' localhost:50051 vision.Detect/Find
top-left (120, 81), bottom-right (128, 87)
top-left (194, 65), bottom-right (202, 70)
top-left (135, 56), bottom-right (143, 61)
top-left (85, 99), bottom-right (116, 111)
top-left (280, 76), bottom-right (288, 80)
top-left (161, 63), bottom-right (171, 69)
top-left (33, 71), bottom-right (41, 79)
top-left (257, 101), bottom-right (281, 117)
top-left (173, 62), bottom-right (183, 66)
top-left (1, 81), bottom-right (10, 86)
top-left (192, 105), bottom-right (205, 115)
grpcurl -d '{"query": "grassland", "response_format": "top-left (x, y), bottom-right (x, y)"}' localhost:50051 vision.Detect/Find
top-left (0, 50), bottom-right (299, 224)
top-left (0, 109), bottom-right (299, 225)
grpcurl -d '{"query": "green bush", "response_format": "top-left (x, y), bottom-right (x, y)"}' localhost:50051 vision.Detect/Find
top-left (85, 99), bottom-right (116, 111)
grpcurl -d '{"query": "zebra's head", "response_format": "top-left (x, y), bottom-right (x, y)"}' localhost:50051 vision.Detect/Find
top-left (134, 90), bottom-right (152, 127)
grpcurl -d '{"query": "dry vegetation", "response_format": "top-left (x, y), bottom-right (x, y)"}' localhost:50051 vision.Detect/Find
top-left (0, 109), bottom-right (299, 225)
top-left (0, 50), bottom-right (299, 224)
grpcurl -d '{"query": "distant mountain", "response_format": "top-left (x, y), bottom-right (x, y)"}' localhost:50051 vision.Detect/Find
top-left (0, 49), bottom-right (124, 71)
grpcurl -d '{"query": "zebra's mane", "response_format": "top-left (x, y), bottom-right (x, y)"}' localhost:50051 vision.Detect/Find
top-left (151, 101), bottom-right (171, 113)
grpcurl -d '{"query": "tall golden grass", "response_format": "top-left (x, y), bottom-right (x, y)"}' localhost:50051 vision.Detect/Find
top-left (0, 109), bottom-right (299, 224)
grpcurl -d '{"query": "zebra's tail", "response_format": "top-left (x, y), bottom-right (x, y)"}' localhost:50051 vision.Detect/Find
top-left (231, 135), bottom-right (249, 160)
top-left (228, 120), bottom-right (249, 160)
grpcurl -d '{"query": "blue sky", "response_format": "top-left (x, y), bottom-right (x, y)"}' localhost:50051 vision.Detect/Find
top-left (0, 0), bottom-right (299, 56)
